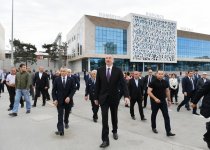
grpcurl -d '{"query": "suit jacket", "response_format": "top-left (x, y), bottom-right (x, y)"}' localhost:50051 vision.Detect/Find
top-left (69, 74), bottom-right (80, 90)
top-left (143, 75), bottom-right (156, 90)
top-left (182, 76), bottom-right (196, 93)
top-left (33, 72), bottom-right (49, 89)
top-left (193, 74), bottom-right (201, 84)
top-left (193, 81), bottom-right (210, 118)
top-left (196, 78), bottom-right (209, 90)
top-left (128, 78), bottom-right (144, 100)
top-left (85, 78), bottom-right (96, 100)
top-left (52, 76), bottom-right (76, 105)
top-left (95, 66), bottom-right (129, 105)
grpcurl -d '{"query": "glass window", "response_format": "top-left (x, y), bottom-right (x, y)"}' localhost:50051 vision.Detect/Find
top-left (95, 26), bottom-right (127, 55)
top-left (177, 37), bottom-right (210, 59)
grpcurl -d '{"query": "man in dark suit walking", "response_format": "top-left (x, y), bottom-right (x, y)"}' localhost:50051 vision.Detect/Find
top-left (177, 70), bottom-right (199, 115)
top-left (192, 80), bottom-right (210, 149)
top-left (32, 66), bottom-right (49, 107)
top-left (143, 69), bottom-right (155, 108)
top-left (52, 68), bottom-right (76, 136)
top-left (128, 71), bottom-right (146, 121)
top-left (95, 55), bottom-right (129, 148)
top-left (85, 70), bottom-right (99, 122)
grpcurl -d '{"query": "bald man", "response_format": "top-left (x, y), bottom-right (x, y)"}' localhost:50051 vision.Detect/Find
top-left (32, 66), bottom-right (49, 107)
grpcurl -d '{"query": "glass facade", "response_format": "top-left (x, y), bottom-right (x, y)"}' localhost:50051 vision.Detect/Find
top-left (178, 37), bottom-right (210, 59)
top-left (89, 35), bottom-right (210, 71)
top-left (95, 26), bottom-right (127, 55)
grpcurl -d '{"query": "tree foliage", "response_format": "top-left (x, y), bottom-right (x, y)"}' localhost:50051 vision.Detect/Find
top-left (13, 39), bottom-right (37, 65)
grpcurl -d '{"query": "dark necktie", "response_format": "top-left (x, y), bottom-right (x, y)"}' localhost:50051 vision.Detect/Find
top-left (106, 68), bottom-right (111, 82)
top-left (62, 77), bottom-right (66, 88)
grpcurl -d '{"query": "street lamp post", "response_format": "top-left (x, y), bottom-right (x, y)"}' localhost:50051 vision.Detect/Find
top-left (11, 0), bottom-right (14, 66)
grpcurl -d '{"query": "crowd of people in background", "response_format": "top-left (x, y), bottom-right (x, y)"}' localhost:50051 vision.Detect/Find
top-left (0, 60), bottom-right (210, 149)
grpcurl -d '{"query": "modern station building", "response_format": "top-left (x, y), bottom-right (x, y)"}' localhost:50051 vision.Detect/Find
top-left (66, 13), bottom-right (210, 72)
top-left (0, 23), bottom-right (5, 60)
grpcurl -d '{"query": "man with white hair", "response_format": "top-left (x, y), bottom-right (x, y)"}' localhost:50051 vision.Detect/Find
top-left (85, 70), bottom-right (99, 122)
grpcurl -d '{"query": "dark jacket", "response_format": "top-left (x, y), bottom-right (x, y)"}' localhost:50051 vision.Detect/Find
top-left (143, 75), bottom-right (156, 90)
top-left (95, 66), bottom-right (129, 105)
top-left (193, 81), bottom-right (210, 118)
top-left (52, 76), bottom-right (76, 105)
top-left (33, 72), bottom-right (49, 89)
top-left (182, 76), bottom-right (196, 93)
top-left (128, 78), bottom-right (144, 100)
top-left (69, 74), bottom-right (80, 90)
top-left (196, 78), bottom-right (209, 90)
top-left (85, 78), bottom-right (96, 100)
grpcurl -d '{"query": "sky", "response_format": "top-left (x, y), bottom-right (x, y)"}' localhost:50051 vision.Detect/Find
top-left (0, 0), bottom-right (210, 51)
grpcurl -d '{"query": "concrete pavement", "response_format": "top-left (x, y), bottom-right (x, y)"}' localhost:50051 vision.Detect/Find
top-left (0, 80), bottom-right (209, 150)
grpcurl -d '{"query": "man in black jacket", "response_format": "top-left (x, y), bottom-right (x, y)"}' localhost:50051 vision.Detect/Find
top-left (32, 66), bottom-right (49, 107)
top-left (52, 67), bottom-right (76, 136)
top-left (85, 70), bottom-right (99, 122)
top-left (143, 69), bottom-right (156, 108)
top-left (192, 80), bottom-right (210, 149)
top-left (95, 55), bottom-right (129, 148)
top-left (128, 71), bottom-right (146, 121)
top-left (177, 70), bottom-right (198, 115)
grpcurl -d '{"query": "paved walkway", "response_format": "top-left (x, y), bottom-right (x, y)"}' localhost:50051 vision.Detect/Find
top-left (0, 80), bottom-right (209, 150)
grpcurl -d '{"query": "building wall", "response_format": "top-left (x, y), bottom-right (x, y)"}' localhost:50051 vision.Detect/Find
top-left (83, 16), bottom-right (96, 55)
top-left (68, 60), bottom-right (82, 73)
top-left (0, 23), bottom-right (5, 60)
top-left (0, 59), bottom-right (60, 72)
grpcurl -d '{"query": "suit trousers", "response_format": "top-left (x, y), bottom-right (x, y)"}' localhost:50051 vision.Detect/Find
top-left (178, 91), bottom-right (197, 113)
top-left (101, 99), bottom-right (118, 142)
top-left (34, 88), bottom-right (46, 106)
top-left (143, 87), bottom-right (148, 107)
top-left (130, 98), bottom-right (144, 119)
top-left (90, 99), bottom-right (99, 119)
top-left (151, 101), bottom-right (171, 133)
top-left (57, 103), bottom-right (71, 133)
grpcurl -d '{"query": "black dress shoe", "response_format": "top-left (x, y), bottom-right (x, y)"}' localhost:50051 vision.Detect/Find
top-left (141, 118), bottom-right (147, 121)
top-left (193, 112), bottom-right (200, 115)
top-left (93, 118), bottom-right (98, 123)
top-left (55, 131), bottom-right (64, 136)
top-left (186, 108), bottom-right (191, 111)
top-left (152, 128), bottom-right (158, 134)
top-left (131, 116), bottom-right (136, 120)
top-left (100, 141), bottom-right (109, 148)
top-left (113, 133), bottom-right (118, 140)
top-left (9, 113), bottom-right (17, 117)
top-left (26, 110), bottom-right (30, 114)
top-left (42, 103), bottom-right (45, 106)
top-left (65, 124), bottom-right (69, 129)
top-left (177, 107), bottom-right (180, 112)
top-left (167, 132), bottom-right (176, 136)
top-left (8, 108), bottom-right (12, 111)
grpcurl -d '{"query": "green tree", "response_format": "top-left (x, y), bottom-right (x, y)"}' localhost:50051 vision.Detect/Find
top-left (42, 43), bottom-right (58, 67)
top-left (13, 39), bottom-right (37, 66)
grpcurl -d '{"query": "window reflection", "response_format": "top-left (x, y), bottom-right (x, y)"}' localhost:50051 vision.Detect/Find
top-left (95, 26), bottom-right (127, 55)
